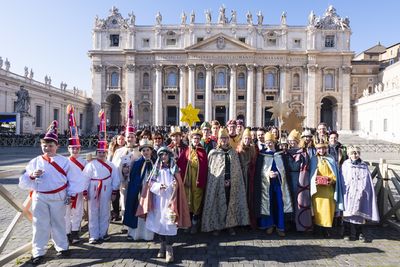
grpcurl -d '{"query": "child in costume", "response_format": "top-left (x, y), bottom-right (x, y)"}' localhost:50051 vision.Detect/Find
top-left (19, 121), bottom-right (85, 264)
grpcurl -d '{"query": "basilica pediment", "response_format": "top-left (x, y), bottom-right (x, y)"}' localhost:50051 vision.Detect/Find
top-left (186, 33), bottom-right (255, 52)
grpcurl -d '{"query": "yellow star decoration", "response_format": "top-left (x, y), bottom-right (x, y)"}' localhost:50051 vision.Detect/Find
top-left (281, 110), bottom-right (306, 132)
top-left (180, 103), bottom-right (200, 126)
top-left (267, 99), bottom-right (291, 121)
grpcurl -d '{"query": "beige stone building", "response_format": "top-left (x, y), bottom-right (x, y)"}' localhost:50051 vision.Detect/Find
top-left (0, 60), bottom-right (91, 134)
top-left (89, 5), bottom-right (353, 130)
top-left (352, 43), bottom-right (400, 143)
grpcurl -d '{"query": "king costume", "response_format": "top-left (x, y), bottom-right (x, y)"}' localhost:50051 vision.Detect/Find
top-left (201, 129), bottom-right (249, 233)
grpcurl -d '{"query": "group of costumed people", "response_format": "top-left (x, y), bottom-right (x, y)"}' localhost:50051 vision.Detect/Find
top-left (19, 102), bottom-right (380, 265)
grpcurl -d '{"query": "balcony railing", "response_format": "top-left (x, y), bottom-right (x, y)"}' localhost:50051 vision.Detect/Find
top-left (163, 86), bottom-right (178, 93)
top-left (107, 86), bottom-right (121, 91)
top-left (263, 86), bottom-right (279, 93)
top-left (213, 85), bottom-right (228, 93)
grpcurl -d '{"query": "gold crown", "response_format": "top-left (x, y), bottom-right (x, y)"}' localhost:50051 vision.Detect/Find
top-left (264, 132), bottom-right (276, 142)
top-left (170, 126), bottom-right (182, 136)
top-left (287, 129), bottom-right (301, 142)
top-left (190, 128), bottom-right (203, 137)
top-left (218, 127), bottom-right (229, 139)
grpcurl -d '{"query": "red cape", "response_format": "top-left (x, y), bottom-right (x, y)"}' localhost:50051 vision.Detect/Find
top-left (176, 145), bottom-right (208, 189)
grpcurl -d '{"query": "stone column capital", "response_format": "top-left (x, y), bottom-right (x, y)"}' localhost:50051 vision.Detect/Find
top-left (188, 64), bottom-right (196, 71)
top-left (229, 64), bottom-right (238, 72)
top-left (341, 65), bottom-right (352, 74)
top-left (256, 66), bottom-right (264, 73)
top-left (153, 64), bottom-right (163, 72)
top-left (205, 64), bottom-right (213, 71)
top-left (307, 64), bottom-right (319, 72)
top-left (246, 64), bottom-right (255, 72)
top-left (125, 64), bottom-right (136, 72)
top-left (93, 64), bottom-right (104, 73)
top-left (178, 65), bottom-right (187, 72)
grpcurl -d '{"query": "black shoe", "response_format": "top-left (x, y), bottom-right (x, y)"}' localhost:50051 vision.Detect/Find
top-left (56, 250), bottom-right (71, 258)
top-left (67, 233), bottom-right (72, 244)
top-left (359, 234), bottom-right (372, 243)
top-left (102, 234), bottom-right (111, 241)
top-left (120, 229), bottom-right (128, 234)
top-left (31, 256), bottom-right (44, 265)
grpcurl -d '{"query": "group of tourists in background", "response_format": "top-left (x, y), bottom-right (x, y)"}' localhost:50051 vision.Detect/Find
top-left (19, 102), bottom-right (379, 265)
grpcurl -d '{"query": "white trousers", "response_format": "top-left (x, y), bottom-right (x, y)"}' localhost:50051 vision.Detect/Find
top-left (87, 180), bottom-right (112, 240)
top-left (65, 193), bottom-right (84, 233)
top-left (31, 191), bottom-right (68, 257)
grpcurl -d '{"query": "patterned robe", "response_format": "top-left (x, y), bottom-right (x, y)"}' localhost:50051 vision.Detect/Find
top-left (201, 147), bottom-right (249, 232)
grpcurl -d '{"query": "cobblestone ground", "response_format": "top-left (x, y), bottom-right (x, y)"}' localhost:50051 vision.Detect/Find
top-left (1, 146), bottom-right (399, 266)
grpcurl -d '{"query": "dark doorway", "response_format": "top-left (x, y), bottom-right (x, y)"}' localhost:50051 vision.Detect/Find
top-left (166, 106), bottom-right (178, 125)
top-left (215, 106), bottom-right (226, 125)
top-left (264, 108), bottom-right (274, 127)
top-left (107, 94), bottom-right (122, 126)
top-left (320, 97), bottom-right (337, 130)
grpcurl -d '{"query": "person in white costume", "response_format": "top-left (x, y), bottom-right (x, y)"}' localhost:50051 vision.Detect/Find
top-left (64, 104), bottom-right (88, 244)
top-left (111, 101), bottom-right (141, 226)
top-left (19, 120), bottom-right (85, 265)
top-left (136, 147), bottom-right (191, 263)
top-left (82, 109), bottom-right (120, 244)
top-left (123, 139), bottom-right (155, 241)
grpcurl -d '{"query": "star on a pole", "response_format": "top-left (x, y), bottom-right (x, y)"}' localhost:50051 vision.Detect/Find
top-left (281, 110), bottom-right (306, 132)
top-left (180, 103), bottom-right (200, 127)
top-left (267, 99), bottom-right (291, 121)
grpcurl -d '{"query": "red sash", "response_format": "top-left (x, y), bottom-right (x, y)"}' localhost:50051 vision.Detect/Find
top-left (97, 159), bottom-right (112, 174)
top-left (69, 156), bottom-right (85, 171)
top-left (37, 183), bottom-right (68, 194)
top-left (42, 155), bottom-right (67, 177)
top-left (91, 159), bottom-right (113, 199)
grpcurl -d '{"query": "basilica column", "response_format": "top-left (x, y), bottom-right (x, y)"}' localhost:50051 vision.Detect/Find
top-left (205, 64), bottom-right (213, 122)
top-left (188, 64), bottom-right (195, 105)
top-left (125, 64), bottom-right (136, 119)
top-left (306, 64), bottom-right (318, 127)
top-left (279, 65), bottom-right (288, 102)
top-left (246, 64), bottom-right (254, 127)
top-left (255, 66), bottom-right (263, 127)
top-left (341, 66), bottom-right (352, 131)
top-left (229, 64), bottom-right (237, 120)
top-left (154, 65), bottom-right (163, 125)
top-left (91, 64), bottom-right (104, 132)
top-left (179, 65), bottom-right (187, 126)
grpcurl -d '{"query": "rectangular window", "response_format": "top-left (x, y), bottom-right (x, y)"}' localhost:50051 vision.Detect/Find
top-left (383, 119), bottom-right (388, 132)
top-left (110, 34), bottom-right (120, 47)
top-left (238, 95), bottom-right (245, 100)
top-left (325, 35), bottom-right (335, 48)
top-left (167, 95), bottom-right (175, 100)
top-left (166, 38), bottom-right (176, 46)
top-left (197, 37), bottom-right (204, 43)
top-left (266, 96), bottom-right (275, 101)
top-left (196, 95), bottom-right (204, 100)
top-left (239, 37), bottom-right (246, 43)
top-left (369, 120), bottom-right (373, 132)
top-left (142, 38), bottom-right (150, 47)
top-left (79, 113), bottom-right (83, 129)
top-left (293, 39), bottom-right (301, 48)
top-left (53, 109), bottom-right (59, 121)
top-left (36, 106), bottom-right (42, 127)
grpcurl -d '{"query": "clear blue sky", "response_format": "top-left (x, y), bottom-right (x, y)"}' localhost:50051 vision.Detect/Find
top-left (0, 0), bottom-right (398, 93)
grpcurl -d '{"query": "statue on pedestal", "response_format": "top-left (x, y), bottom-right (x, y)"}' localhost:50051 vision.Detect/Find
top-left (218, 5), bottom-right (227, 24)
top-left (181, 11), bottom-right (187, 25)
top-left (257, 11), bottom-right (263, 26)
top-left (205, 9), bottom-right (212, 24)
top-left (5, 58), bottom-right (10, 71)
top-left (156, 11), bottom-right (162, 25)
top-left (0, 57), bottom-right (3, 69)
top-left (190, 10), bottom-right (195, 24)
top-left (15, 86), bottom-right (30, 114)
top-left (128, 12), bottom-right (135, 26)
top-left (281, 11), bottom-right (287, 25)
top-left (29, 69), bottom-right (34, 79)
top-left (230, 10), bottom-right (237, 24)
top-left (247, 11), bottom-right (253, 25)
top-left (24, 66), bottom-right (28, 77)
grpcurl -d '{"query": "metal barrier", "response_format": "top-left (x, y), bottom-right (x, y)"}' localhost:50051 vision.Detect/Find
top-left (366, 159), bottom-right (400, 229)
top-left (0, 136), bottom-right (100, 148)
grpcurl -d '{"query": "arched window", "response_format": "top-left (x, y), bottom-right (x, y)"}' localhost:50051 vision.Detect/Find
top-left (293, 73), bottom-right (300, 88)
top-left (266, 72), bottom-right (275, 88)
top-left (324, 73), bottom-right (334, 90)
top-left (197, 72), bottom-right (205, 90)
top-left (111, 72), bottom-right (119, 87)
top-left (216, 71), bottom-right (225, 87)
top-left (167, 72), bottom-right (177, 86)
top-left (238, 72), bottom-right (246, 89)
top-left (143, 72), bottom-right (150, 87)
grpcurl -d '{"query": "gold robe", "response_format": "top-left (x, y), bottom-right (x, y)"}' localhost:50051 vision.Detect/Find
top-left (312, 158), bottom-right (336, 227)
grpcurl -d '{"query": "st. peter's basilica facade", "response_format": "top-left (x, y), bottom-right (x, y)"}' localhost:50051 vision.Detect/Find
top-left (89, 5), bottom-right (353, 130)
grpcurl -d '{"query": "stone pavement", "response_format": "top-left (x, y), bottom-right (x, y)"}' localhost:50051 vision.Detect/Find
top-left (0, 142), bottom-right (399, 266)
